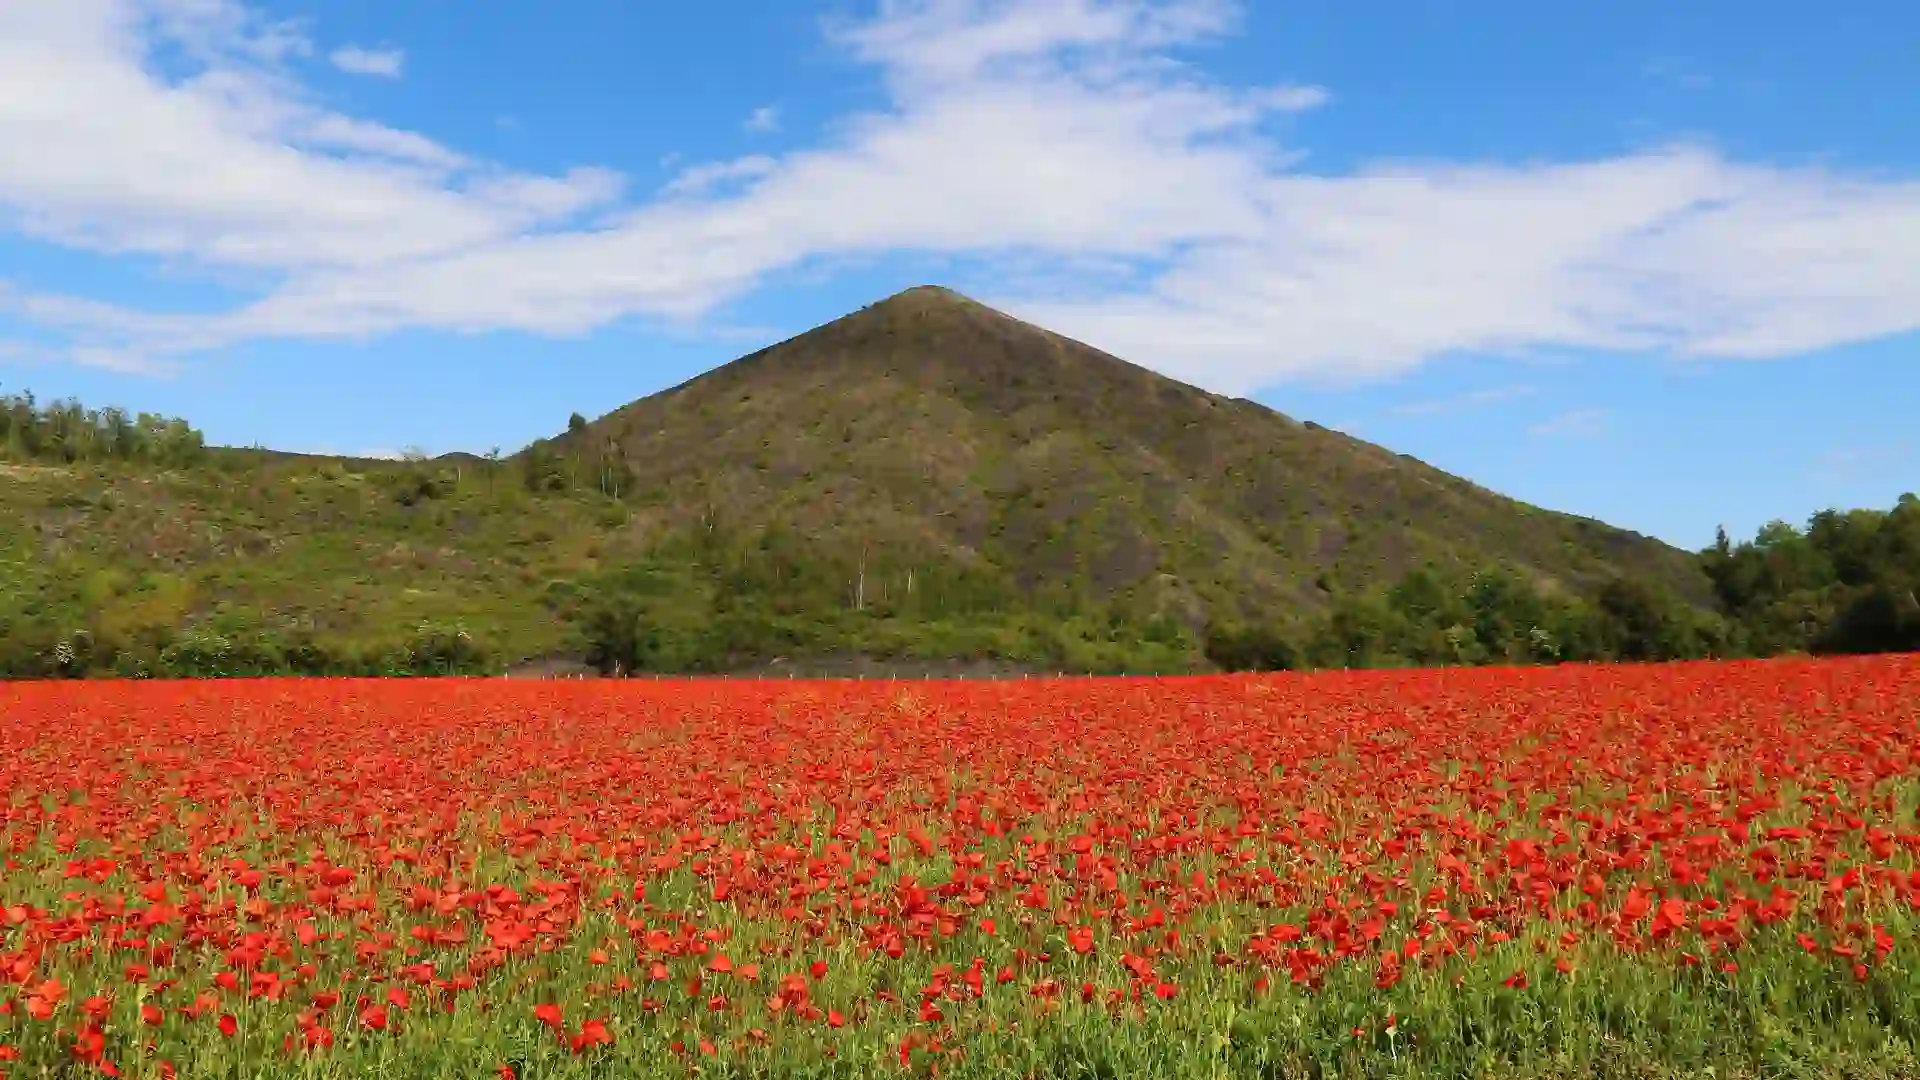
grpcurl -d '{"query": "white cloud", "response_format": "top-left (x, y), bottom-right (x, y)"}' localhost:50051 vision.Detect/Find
top-left (827, 0), bottom-right (1240, 87)
top-left (470, 167), bottom-right (629, 225)
top-left (69, 344), bottom-right (176, 375)
top-left (330, 44), bottom-right (404, 78)
top-left (0, 340), bottom-right (54, 365)
top-left (1013, 152), bottom-right (1920, 391)
top-left (0, 1), bottom-right (608, 279)
top-left (745, 105), bottom-right (781, 133)
top-left (300, 113), bottom-right (465, 169)
top-left (1252, 84), bottom-right (1331, 113)
top-left (1529, 408), bottom-right (1609, 439)
top-left (0, 0), bottom-right (1918, 392)
top-left (662, 155), bottom-right (779, 198)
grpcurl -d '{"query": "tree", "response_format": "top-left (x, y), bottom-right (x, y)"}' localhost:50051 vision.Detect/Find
top-left (521, 440), bottom-right (571, 493)
top-left (1703, 496), bottom-right (1920, 656)
top-left (1203, 621), bottom-right (1299, 672)
top-left (1592, 577), bottom-right (1711, 661)
top-left (1816, 585), bottom-right (1920, 656)
top-left (0, 389), bottom-right (204, 467)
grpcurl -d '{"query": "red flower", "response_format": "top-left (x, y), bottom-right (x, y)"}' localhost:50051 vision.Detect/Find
top-left (570, 1018), bottom-right (614, 1053)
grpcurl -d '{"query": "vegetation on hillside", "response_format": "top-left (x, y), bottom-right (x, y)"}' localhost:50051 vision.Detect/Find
top-left (542, 286), bottom-right (1715, 623)
top-left (0, 373), bottom-right (1910, 679)
top-left (1207, 499), bottom-right (1918, 672)
top-left (1703, 498), bottom-right (1920, 657)
top-left (0, 394), bottom-right (1198, 678)
top-left (1208, 563), bottom-right (1728, 674)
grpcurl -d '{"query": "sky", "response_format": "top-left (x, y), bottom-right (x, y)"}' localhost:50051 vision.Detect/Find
top-left (0, 0), bottom-right (1916, 550)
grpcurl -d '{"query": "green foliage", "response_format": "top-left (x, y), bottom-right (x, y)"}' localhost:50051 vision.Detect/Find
top-left (1289, 563), bottom-right (1728, 672)
top-left (520, 439), bottom-right (574, 493)
top-left (574, 563), bottom-right (714, 674)
top-left (516, 433), bottom-right (637, 499)
top-left (0, 389), bottom-right (205, 466)
top-left (382, 465), bottom-right (460, 506)
top-left (1590, 577), bottom-right (1721, 661)
top-left (0, 377), bottom-right (1909, 680)
top-left (1704, 495), bottom-right (1920, 657)
top-left (158, 627), bottom-right (300, 678)
top-left (0, 618), bottom-right (501, 680)
top-left (1203, 620), bottom-right (1300, 672)
top-left (396, 620), bottom-right (489, 675)
top-left (1817, 585), bottom-right (1920, 656)
top-left (557, 525), bottom-right (1198, 676)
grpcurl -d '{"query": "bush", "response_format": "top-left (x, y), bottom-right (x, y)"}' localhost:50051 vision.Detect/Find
top-left (1203, 621), bottom-right (1299, 672)
top-left (1815, 585), bottom-right (1920, 656)
top-left (157, 628), bottom-right (286, 677)
top-left (395, 621), bottom-right (491, 675)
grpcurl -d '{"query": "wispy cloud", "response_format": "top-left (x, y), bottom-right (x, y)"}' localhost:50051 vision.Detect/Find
top-left (745, 105), bottom-right (781, 133)
top-left (662, 155), bottom-right (779, 198)
top-left (69, 345), bottom-right (176, 375)
top-left (0, 340), bottom-right (55, 365)
top-left (1391, 384), bottom-right (1535, 417)
top-left (0, 0), bottom-right (1918, 392)
top-left (1529, 408), bottom-right (1610, 439)
top-left (1254, 84), bottom-right (1331, 112)
top-left (330, 44), bottom-right (404, 79)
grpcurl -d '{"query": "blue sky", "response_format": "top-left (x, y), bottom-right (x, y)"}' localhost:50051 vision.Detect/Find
top-left (1, 0), bottom-right (1915, 550)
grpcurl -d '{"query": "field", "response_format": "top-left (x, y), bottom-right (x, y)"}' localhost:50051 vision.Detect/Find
top-left (2, 658), bottom-right (1918, 1079)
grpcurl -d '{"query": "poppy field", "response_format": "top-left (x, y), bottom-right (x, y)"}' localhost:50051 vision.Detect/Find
top-left (2, 657), bottom-right (1919, 1079)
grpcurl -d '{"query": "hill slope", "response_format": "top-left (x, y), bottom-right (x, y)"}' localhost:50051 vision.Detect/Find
top-left (0, 287), bottom-right (1721, 676)
top-left (547, 285), bottom-right (1708, 622)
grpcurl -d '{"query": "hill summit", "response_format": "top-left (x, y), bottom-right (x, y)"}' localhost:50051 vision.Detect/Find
top-left (548, 285), bottom-right (1706, 622)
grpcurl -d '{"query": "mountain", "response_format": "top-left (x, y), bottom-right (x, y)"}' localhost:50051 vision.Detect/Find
top-left (542, 285), bottom-right (1708, 623)
top-left (0, 286), bottom-right (1719, 677)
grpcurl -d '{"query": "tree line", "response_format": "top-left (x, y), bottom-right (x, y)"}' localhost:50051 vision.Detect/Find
top-left (1205, 495), bottom-right (1919, 673)
top-left (0, 619), bottom-right (492, 680)
top-left (0, 391), bottom-right (206, 467)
